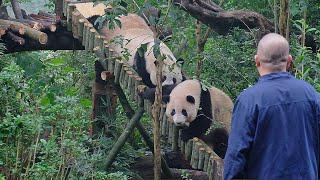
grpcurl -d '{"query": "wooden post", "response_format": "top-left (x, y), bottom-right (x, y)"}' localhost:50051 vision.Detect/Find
top-left (172, 125), bottom-right (179, 151)
top-left (103, 107), bottom-right (145, 169)
top-left (185, 139), bottom-right (194, 161)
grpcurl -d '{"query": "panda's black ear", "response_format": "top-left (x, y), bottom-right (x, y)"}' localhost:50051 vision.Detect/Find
top-left (176, 58), bottom-right (184, 67)
top-left (163, 95), bottom-right (170, 104)
top-left (186, 95), bottom-right (195, 104)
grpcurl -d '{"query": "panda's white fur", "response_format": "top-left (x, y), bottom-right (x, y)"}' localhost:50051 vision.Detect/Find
top-left (165, 79), bottom-right (233, 157)
top-left (95, 13), bottom-right (183, 87)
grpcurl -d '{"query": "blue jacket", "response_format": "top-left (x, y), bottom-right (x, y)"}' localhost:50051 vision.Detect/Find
top-left (224, 72), bottom-right (320, 180)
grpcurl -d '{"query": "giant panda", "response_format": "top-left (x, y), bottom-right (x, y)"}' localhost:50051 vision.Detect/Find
top-left (88, 13), bottom-right (184, 88)
top-left (164, 79), bottom-right (233, 158)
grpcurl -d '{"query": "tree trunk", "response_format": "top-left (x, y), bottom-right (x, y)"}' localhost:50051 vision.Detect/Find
top-left (274, 0), bottom-right (278, 33)
top-left (279, 0), bottom-right (289, 39)
top-left (153, 55), bottom-right (163, 180)
top-left (54, 0), bottom-right (64, 17)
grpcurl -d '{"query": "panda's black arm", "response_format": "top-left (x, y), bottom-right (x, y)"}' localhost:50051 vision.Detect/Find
top-left (181, 117), bottom-right (211, 141)
top-left (142, 84), bottom-right (177, 103)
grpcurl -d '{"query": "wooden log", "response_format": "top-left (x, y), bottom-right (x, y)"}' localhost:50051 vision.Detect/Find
top-left (82, 22), bottom-right (88, 46)
top-left (172, 125), bottom-right (179, 151)
top-left (29, 14), bottom-right (56, 23)
top-left (7, 24), bottom-right (25, 35)
top-left (38, 10), bottom-right (61, 22)
top-left (185, 139), bottom-right (194, 161)
top-left (103, 107), bottom-right (145, 169)
top-left (84, 23), bottom-right (93, 50)
top-left (7, 31), bottom-right (25, 45)
top-left (191, 139), bottom-right (200, 169)
top-left (121, 66), bottom-right (129, 88)
top-left (198, 147), bottom-right (206, 170)
top-left (128, 75), bottom-right (135, 101)
top-left (88, 28), bottom-right (96, 51)
top-left (71, 11), bottom-right (80, 38)
top-left (108, 49), bottom-right (115, 72)
top-left (180, 131), bottom-right (186, 154)
top-left (161, 110), bottom-right (168, 136)
top-left (203, 148), bottom-right (213, 172)
top-left (77, 18), bottom-right (85, 41)
top-left (168, 121), bottom-right (173, 144)
top-left (0, 20), bottom-right (48, 44)
top-left (206, 156), bottom-right (213, 175)
top-left (66, 0), bottom-right (74, 31)
top-left (114, 60), bottom-right (123, 84)
top-left (134, 75), bottom-right (142, 102)
top-left (93, 46), bottom-right (106, 59)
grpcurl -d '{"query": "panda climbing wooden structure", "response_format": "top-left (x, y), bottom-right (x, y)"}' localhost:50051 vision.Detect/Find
top-left (164, 79), bottom-right (233, 158)
top-left (87, 10), bottom-right (184, 88)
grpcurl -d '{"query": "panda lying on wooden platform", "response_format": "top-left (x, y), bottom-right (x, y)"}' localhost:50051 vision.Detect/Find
top-left (88, 13), bottom-right (184, 88)
top-left (163, 79), bottom-right (234, 158)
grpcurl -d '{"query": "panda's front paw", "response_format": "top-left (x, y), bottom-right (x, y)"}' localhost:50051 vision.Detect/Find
top-left (180, 130), bottom-right (193, 141)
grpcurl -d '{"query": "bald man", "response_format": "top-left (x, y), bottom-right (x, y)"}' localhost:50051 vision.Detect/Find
top-left (223, 33), bottom-right (320, 180)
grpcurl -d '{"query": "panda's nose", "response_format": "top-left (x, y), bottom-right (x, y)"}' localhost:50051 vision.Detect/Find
top-left (175, 122), bottom-right (183, 126)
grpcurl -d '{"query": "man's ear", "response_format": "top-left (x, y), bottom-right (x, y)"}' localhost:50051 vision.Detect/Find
top-left (255, 55), bottom-right (260, 67)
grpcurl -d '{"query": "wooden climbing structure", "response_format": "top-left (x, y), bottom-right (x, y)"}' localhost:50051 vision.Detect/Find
top-left (62, 1), bottom-right (224, 179)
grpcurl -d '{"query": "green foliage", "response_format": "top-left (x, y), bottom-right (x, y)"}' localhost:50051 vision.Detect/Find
top-left (0, 51), bottom-right (141, 179)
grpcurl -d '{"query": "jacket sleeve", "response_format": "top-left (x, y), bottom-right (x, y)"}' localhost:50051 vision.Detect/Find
top-left (223, 98), bottom-right (256, 180)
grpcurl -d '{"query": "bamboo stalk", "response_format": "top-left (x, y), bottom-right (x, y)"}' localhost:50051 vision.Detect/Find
top-left (206, 156), bottom-right (213, 175)
top-left (84, 23), bottom-right (93, 50)
top-left (103, 107), bottom-right (145, 169)
top-left (128, 75), bottom-right (135, 100)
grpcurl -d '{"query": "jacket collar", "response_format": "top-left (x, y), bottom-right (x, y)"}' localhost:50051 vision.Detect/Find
top-left (258, 72), bottom-right (292, 82)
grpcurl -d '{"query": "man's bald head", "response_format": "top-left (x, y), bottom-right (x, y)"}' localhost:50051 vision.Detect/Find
top-left (256, 33), bottom-right (291, 73)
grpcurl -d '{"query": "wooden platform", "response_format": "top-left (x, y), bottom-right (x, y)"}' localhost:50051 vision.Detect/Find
top-left (62, 1), bottom-right (224, 179)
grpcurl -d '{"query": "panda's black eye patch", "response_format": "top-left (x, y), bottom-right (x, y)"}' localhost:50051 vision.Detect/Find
top-left (171, 109), bottom-right (176, 116)
top-left (162, 76), bottom-right (167, 82)
top-left (182, 109), bottom-right (188, 116)
top-left (173, 78), bottom-right (177, 84)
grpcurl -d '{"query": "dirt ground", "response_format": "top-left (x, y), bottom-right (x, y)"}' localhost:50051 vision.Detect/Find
top-left (129, 151), bottom-right (209, 180)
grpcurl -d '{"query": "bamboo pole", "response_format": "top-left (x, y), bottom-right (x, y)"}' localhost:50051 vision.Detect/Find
top-left (168, 121), bottom-right (173, 144)
top-left (108, 49), bottom-right (115, 72)
top-left (134, 76), bottom-right (143, 102)
top-left (103, 107), bottom-right (145, 169)
top-left (161, 111), bottom-right (168, 136)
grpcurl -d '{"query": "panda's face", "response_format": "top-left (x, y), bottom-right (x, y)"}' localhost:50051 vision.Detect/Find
top-left (165, 95), bottom-right (198, 126)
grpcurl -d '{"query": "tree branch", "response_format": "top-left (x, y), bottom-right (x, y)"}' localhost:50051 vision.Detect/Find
top-left (10, 0), bottom-right (23, 19)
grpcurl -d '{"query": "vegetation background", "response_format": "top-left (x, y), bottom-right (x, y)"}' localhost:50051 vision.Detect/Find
top-left (0, 0), bottom-right (319, 179)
